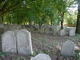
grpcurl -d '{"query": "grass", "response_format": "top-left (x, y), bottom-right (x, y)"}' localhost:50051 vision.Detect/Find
top-left (74, 50), bottom-right (80, 60)
top-left (0, 52), bottom-right (9, 57)
top-left (12, 57), bottom-right (26, 60)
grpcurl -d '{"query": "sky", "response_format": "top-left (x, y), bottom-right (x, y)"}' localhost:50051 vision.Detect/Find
top-left (68, 3), bottom-right (78, 14)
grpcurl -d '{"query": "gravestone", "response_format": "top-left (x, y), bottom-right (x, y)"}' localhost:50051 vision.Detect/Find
top-left (17, 29), bottom-right (33, 55)
top-left (41, 25), bottom-right (45, 28)
top-left (39, 28), bottom-right (45, 33)
top-left (30, 53), bottom-right (51, 60)
top-left (0, 24), bottom-right (4, 34)
top-left (59, 29), bottom-right (66, 36)
top-left (2, 31), bottom-right (16, 53)
top-left (18, 25), bottom-right (21, 29)
top-left (53, 26), bottom-right (59, 36)
top-left (12, 24), bottom-right (19, 31)
top-left (0, 24), bottom-right (4, 28)
top-left (61, 40), bottom-right (75, 56)
top-left (44, 28), bottom-right (49, 34)
top-left (4, 24), bottom-right (13, 32)
top-left (69, 29), bottom-right (75, 36)
top-left (65, 26), bottom-right (71, 32)
top-left (34, 25), bottom-right (39, 30)
top-left (22, 25), bottom-right (26, 29)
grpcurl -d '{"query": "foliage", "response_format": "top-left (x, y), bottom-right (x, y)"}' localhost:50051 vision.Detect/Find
top-left (74, 50), bottom-right (80, 60)
top-left (0, 0), bottom-right (76, 26)
top-left (64, 10), bottom-right (77, 24)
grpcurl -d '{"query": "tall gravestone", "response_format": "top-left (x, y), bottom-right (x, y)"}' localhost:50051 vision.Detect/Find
top-left (61, 40), bottom-right (75, 57)
top-left (30, 53), bottom-right (51, 60)
top-left (16, 29), bottom-right (33, 55)
top-left (2, 31), bottom-right (17, 53)
top-left (69, 29), bottom-right (75, 36)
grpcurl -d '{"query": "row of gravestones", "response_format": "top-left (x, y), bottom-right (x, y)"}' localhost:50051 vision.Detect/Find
top-left (2, 28), bottom-right (75, 60)
top-left (2, 29), bottom-right (33, 55)
top-left (0, 24), bottom-right (26, 32)
top-left (38, 25), bottom-right (59, 34)
top-left (53, 27), bottom-right (75, 36)
top-left (38, 25), bottom-right (75, 36)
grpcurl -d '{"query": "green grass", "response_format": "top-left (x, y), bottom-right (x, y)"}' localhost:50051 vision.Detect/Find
top-left (0, 52), bottom-right (9, 57)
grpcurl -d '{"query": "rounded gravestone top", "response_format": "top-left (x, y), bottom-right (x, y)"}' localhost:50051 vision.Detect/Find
top-left (30, 53), bottom-right (51, 60)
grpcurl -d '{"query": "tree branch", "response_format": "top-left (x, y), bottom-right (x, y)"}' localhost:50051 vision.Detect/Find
top-left (0, 1), bottom-right (20, 16)
top-left (0, 0), bottom-right (5, 5)
top-left (0, 1), bottom-right (9, 11)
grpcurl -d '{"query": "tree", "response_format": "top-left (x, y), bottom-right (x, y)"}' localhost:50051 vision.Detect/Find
top-left (53, 0), bottom-right (74, 29)
top-left (76, 0), bottom-right (80, 33)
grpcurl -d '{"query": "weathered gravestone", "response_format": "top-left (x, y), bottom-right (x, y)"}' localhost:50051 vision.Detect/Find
top-left (18, 25), bottom-right (21, 29)
top-left (39, 28), bottom-right (45, 33)
top-left (33, 25), bottom-right (39, 30)
top-left (21, 25), bottom-right (26, 29)
top-left (64, 26), bottom-right (71, 32)
top-left (12, 24), bottom-right (19, 31)
top-left (30, 53), bottom-right (51, 60)
top-left (41, 25), bottom-right (45, 28)
top-left (59, 29), bottom-right (66, 36)
top-left (2, 31), bottom-right (16, 53)
top-left (0, 24), bottom-right (4, 28)
top-left (53, 26), bottom-right (59, 36)
top-left (61, 40), bottom-right (75, 56)
top-left (4, 24), bottom-right (12, 32)
top-left (64, 27), bottom-right (73, 36)
top-left (44, 28), bottom-right (49, 34)
top-left (0, 24), bottom-right (4, 34)
top-left (17, 29), bottom-right (33, 55)
top-left (69, 29), bottom-right (75, 36)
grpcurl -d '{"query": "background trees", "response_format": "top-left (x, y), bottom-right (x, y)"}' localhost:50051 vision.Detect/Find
top-left (0, 0), bottom-right (80, 33)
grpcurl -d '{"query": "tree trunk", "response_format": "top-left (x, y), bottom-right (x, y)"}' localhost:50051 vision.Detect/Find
top-left (76, 2), bottom-right (80, 34)
top-left (17, 13), bottom-right (19, 25)
top-left (29, 19), bottom-right (31, 27)
top-left (9, 12), bottom-right (11, 24)
top-left (58, 18), bottom-right (60, 25)
top-left (61, 12), bottom-right (64, 29)
top-left (39, 19), bottom-right (41, 29)
top-left (51, 20), bottom-right (52, 26)
top-left (2, 16), bottom-right (4, 23)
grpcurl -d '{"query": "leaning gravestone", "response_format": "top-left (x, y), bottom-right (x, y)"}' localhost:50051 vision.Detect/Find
top-left (69, 28), bottom-right (75, 36)
top-left (59, 29), bottom-right (66, 36)
top-left (2, 31), bottom-right (16, 53)
top-left (61, 40), bottom-right (75, 56)
top-left (30, 53), bottom-right (51, 60)
top-left (17, 29), bottom-right (33, 55)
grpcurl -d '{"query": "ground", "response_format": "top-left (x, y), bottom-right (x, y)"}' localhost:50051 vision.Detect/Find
top-left (0, 27), bottom-right (80, 60)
